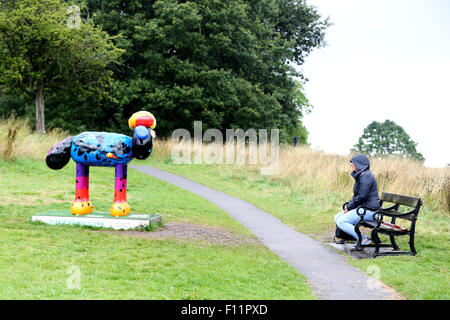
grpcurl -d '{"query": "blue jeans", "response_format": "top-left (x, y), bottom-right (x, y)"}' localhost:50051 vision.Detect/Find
top-left (334, 208), bottom-right (375, 240)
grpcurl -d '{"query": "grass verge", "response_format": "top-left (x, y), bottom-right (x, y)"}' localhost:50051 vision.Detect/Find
top-left (0, 157), bottom-right (315, 299)
top-left (147, 158), bottom-right (449, 300)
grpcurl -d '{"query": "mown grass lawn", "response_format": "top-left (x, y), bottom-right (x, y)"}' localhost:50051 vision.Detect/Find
top-left (0, 157), bottom-right (315, 299)
top-left (148, 158), bottom-right (450, 300)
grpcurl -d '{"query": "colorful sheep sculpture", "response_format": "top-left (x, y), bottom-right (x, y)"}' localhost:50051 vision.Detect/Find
top-left (46, 111), bottom-right (156, 217)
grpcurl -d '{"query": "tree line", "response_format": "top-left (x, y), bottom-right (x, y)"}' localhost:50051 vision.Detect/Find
top-left (353, 120), bottom-right (424, 161)
top-left (0, 0), bottom-right (329, 143)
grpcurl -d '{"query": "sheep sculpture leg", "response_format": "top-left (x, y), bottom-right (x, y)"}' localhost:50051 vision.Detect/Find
top-left (71, 162), bottom-right (93, 215)
top-left (110, 164), bottom-right (131, 217)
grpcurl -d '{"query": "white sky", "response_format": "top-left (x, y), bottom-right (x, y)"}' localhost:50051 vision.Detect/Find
top-left (299, 0), bottom-right (450, 167)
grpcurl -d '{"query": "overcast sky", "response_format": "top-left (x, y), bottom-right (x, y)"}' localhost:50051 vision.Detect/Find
top-left (299, 0), bottom-right (450, 167)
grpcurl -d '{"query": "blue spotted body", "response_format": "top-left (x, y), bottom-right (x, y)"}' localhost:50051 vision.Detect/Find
top-left (71, 132), bottom-right (134, 167)
top-left (46, 124), bottom-right (153, 170)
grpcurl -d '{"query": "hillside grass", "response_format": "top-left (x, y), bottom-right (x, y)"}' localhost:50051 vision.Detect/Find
top-left (145, 139), bottom-right (449, 300)
top-left (147, 158), bottom-right (449, 299)
top-left (0, 157), bottom-right (315, 299)
top-left (1, 118), bottom-right (449, 299)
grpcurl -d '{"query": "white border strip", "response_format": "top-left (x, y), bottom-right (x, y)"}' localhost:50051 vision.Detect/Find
top-left (32, 215), bottom-right (156, 230)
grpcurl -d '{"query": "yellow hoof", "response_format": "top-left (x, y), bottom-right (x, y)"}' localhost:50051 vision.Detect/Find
top-left (71, 201), bottom-right (93, 215)
top-left (110, 202), bottom-right (131, 217)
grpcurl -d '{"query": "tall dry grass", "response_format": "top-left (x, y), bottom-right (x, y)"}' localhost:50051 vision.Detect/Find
top-left (1, 118), bottom-right (448, 213)
top-left (153, 139), bottom-right (450, 213)
top-left (274, 146), bottom-right (450, 213)
top-left (0, 117), bottom-right (68, 160)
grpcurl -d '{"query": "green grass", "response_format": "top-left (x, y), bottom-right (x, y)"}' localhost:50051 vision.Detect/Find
top-left (0, 157), bottom-right (315, 299)
top-left (147, 158), bottom-right (450, 300)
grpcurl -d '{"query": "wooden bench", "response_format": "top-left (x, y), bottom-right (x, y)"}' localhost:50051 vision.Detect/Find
top-left (343, 192), bottom-right (423, 258)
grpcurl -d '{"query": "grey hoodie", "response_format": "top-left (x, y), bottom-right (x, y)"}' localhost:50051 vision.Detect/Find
top-left (347, 154), bottom-right (380, 210)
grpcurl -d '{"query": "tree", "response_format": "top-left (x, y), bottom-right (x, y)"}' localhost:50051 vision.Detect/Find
top-left (0, 0), bottom-right (123, 133)
top-left (80, 0), bottom-right (328, 141)
top-left (353, 120), bottom-right (424, 161)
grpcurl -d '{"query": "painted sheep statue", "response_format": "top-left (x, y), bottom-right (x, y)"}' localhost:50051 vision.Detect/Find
top-left (46, 111), bottom-right (156, 217)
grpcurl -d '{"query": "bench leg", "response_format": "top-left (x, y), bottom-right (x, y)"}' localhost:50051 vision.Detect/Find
top-left (409, 233), bottom-right (417, 255)
top-left (352, 223), bottom-right (363, 251)
top-left (372, 232), bottom-right (382, 245)
top-left (389, 235), bottom-right (400, 251)
top-left (371, 229), bottom-right (381, 258)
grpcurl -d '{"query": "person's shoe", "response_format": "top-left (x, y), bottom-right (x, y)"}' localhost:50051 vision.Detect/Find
top-left (361, 237), bottom-right (372, 245)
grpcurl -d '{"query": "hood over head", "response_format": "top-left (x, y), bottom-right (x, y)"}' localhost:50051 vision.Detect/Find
top-left (350, 154), bottom-right (370, 175)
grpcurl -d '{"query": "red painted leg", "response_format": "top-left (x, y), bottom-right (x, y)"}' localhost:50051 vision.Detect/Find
top-left (71, 163), bottom-right (93, 215)
top-left (110, 164), bottom-right (130, 216)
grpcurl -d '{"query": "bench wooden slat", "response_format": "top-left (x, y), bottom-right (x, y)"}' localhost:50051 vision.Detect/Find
top-left (380, 192), bottom-right (420, 207)
top-left (363, 221), bottom-right (409, 232)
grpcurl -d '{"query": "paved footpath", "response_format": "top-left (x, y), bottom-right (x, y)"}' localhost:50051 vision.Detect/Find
top-left (131, 165), bottom-right (403, 300)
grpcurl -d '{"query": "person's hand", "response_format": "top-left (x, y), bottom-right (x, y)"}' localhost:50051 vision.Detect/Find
top-left (344, 205), bottom-right (348, 214)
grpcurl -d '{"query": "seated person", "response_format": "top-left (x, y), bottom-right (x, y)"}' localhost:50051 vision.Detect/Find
top-left (334, 154), bottom-right (380, 245)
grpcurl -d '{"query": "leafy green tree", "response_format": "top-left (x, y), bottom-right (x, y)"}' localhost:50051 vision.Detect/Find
top-left (0, 0), bottom-right (123, 133)
top-left (81, 0), bottom-right (328, 141)
top-left (353, 120), bottom-right (424, 161)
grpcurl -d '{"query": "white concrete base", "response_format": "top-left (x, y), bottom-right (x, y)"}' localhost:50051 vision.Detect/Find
top-left (32, 210), bottom-right (162, 230)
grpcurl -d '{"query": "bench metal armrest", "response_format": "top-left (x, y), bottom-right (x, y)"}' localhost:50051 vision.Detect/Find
top-left (381, 203), bottom-right (398, 211)
top-left (356, 205), bottom-right (379, 217)
top-left (375, 208), bottom-right (416, 220)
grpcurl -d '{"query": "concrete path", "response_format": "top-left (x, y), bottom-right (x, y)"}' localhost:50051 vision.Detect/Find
top-left (131, 165), bottom-right (403, 300)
